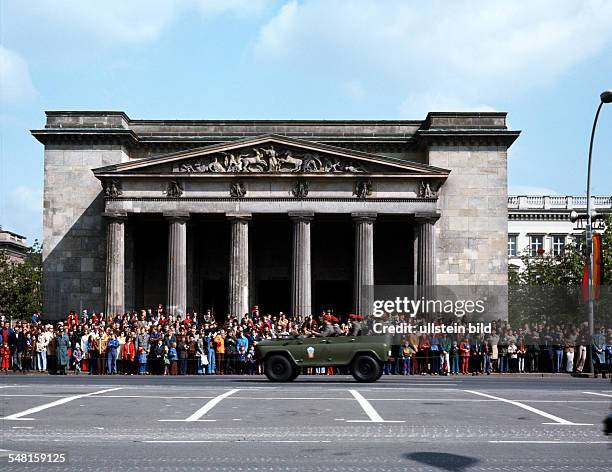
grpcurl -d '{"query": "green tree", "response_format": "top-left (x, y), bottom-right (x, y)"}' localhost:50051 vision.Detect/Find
top-left (0, 240), bottom-right (42, 319)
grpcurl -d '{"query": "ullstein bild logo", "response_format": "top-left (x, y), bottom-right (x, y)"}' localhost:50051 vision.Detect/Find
top-left (372, 321), bottom-right (493, 335)
top-left (371, 296), bottom-right (486, 318)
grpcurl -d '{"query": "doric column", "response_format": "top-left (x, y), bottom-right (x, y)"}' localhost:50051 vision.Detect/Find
top-left (165, 212), bottom-right (189, 317)
top-left (104, 211), bottom-right (127, 316)
top-left (416, 213), bottom-right (439, 287)
top-left (289, 212), bottom-right (313, 320)
top-left (353, 212), bottom-right (376, 317)
top-left (227, 213), bottom-right (250, 320)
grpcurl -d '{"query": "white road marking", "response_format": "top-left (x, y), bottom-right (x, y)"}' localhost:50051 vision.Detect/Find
top-left (583, 391), bottom-right (612, 398)
top-left (489, 440), bottom-right (608, 444)
top-left (143, 440), bottom-right (331, 444)
top-left (159, 389), bottom-right (240, 422)
top-left (1, 387), bottom-right (123, 421)
top-left (144, 440), bottom-right (224, 443)
top-left (465, 390), bottom-right (593, 426)
top-left (158, 419), bottom-right (217, 422)
top-left (347, 389), bottom-right (404, 423)
top-left (11, 426), bottom-right (33, 429)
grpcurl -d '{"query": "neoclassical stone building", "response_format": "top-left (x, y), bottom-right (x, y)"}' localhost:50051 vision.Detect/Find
top-left (34, 111), bottom-right (519, 320)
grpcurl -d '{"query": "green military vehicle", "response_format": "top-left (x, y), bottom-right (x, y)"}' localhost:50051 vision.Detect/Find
top-left (255, 335), bottom-right (392, 382)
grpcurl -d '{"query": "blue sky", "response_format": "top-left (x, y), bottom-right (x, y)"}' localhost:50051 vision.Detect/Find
top-left (1, 0), bottom-right (611, 244)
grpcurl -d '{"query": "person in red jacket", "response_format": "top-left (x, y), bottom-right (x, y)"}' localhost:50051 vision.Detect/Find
top-left (66, 311), bottom-right (79, 329)
top-left (122, 337), bottom-right (136, 375)
top-left (1, 343), bottom-right (10, 372)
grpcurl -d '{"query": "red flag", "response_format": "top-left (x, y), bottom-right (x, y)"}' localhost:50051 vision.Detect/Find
top-left (593, 233), bottom-right (602, 298)
top-left (581, 234), bottom-right (602, 303)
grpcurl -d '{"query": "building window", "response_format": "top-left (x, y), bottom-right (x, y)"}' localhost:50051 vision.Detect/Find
top-left (552, 235), bottom-right (566, 256)
top-left (530, 235), bottom-right (544, 256)
top-left (508, 235), bottom-right (518, 257)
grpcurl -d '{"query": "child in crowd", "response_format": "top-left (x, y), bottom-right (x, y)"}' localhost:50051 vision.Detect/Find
top-left (402, 341), bottom-right (413, 375)
top-left (137, 346), bottom-right (147, 375)
top-left (73, 345), bottom-right (83, 374)
top-left (238, 344), bottom-right (247, 375)
top-left (0, 343), bottom-right (10, 373)
top-left (169, 342), bottom-right (178, 375)
top-left (246, 346), bottom-right (257, 375)
top-left (507, 341), bottom-right (518, 373)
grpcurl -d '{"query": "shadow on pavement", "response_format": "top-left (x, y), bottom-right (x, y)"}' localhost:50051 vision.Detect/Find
top-left (404, 452), bottom-right (479, 471)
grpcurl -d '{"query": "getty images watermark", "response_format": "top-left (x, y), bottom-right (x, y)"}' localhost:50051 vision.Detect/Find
top-left (370, 295), bottom-right (492, 335)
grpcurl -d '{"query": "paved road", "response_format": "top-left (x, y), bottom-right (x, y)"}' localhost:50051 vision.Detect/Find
top-left (1, 375), bottom-right (610, 471)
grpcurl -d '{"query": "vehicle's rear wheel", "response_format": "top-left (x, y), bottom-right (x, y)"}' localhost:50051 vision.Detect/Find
top-left (351, 355), bottom-right (381, 382)
top-left (264, 355), bottom-right (294, 382)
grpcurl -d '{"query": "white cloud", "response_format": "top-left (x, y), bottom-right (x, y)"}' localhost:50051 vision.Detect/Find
top-left (195, 0), bottom-right (270, 17)
top-left (0, 46), bottom-right (36, 104)
top-left (256, 0), bottom-right (300, 58)
top-left (254, 0), bottom-right (612, 113)
top-left (21, 0), bottom-right (270, 43)
top-left (23, 0), bottom-right (182, 43)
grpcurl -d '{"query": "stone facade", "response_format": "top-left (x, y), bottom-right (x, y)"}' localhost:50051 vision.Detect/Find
top-left (34, 111), bottom-right (519, 320)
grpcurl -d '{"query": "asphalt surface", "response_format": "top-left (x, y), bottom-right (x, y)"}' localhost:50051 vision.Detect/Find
top-left (0, 374), bottom-right (610, 471)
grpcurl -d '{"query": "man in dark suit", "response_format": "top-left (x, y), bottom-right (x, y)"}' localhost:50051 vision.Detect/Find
top-left (8, 326), bottom-right (26, 372)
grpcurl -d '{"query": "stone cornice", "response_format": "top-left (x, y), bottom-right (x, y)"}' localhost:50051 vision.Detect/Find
top-left (106, 196), bottom-right (438, 203)
top-left (33, 111), bottom-right (520, 149)
top-left (509, 209), bottom-right (612, 221)
top-left (414, 129), bottom-right (520, 147)
top-left (93, 172), bottom-right (448, 179)
top-left (31, 128), bottom-right (138, 146)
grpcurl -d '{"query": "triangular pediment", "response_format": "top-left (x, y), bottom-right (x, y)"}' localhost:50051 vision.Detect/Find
top-left (92, 134), bottom-right (449, 177)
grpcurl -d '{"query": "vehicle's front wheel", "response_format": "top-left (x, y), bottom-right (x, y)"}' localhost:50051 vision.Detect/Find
top-left (288, 366), bottom-right (301, 381)
top-left (264, 355), bottom-right (294, 382)
top-left (351, 355), bottom-right (381, 382)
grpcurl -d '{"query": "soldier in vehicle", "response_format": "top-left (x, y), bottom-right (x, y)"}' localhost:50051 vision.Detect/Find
top-left (349, 314), bottom-right (364, 336)
top-left (315, 313), bottom-right (339, 337)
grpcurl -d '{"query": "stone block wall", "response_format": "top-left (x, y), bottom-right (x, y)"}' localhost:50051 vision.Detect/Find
top-left (428, 145), bottom-right (508, 286)
top-left (42, 144), bottom-right (129, 318)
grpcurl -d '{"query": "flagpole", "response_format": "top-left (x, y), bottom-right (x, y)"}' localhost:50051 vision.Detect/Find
top-left (584, 90), bottom-right (612, 375)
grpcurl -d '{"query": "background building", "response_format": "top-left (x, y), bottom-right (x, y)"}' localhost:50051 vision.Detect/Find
top-left (508, 195), bottom-right (612, 270)
top-left (0, 226), bottom-right (29, 264)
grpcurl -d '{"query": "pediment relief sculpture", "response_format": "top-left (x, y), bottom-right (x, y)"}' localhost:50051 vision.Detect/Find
top-left (172, 145), bottom-right (366, 174)
top-left (165, 180), bottom-right (184, 198)
top-left (354, 180), bottom-right (372, 199)
top-left (229, 181), bottom-right (247, 198)
top-left (419, 181), bottom-right (440, 198)
top-left (103, 179), bottom-right (122, 198)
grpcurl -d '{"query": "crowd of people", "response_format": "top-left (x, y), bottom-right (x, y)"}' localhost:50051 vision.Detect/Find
top-left (1, 307), bottom-right (611, 378)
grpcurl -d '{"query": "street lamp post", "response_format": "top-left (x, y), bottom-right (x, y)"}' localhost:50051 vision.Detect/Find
top-left (584, 90), bottom-right (612, 371)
